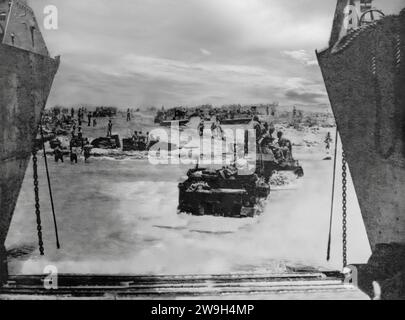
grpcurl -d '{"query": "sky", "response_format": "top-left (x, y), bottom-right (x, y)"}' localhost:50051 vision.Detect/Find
top-left (29, 0), bottom-right (404, 109)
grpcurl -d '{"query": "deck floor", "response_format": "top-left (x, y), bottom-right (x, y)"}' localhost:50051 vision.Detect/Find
top-left (0, 272), bottom-right (369, 300)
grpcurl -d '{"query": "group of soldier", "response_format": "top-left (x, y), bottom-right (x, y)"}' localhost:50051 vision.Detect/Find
top-left (131, 131), bottom-right (150, 144)
top-left (49, 108), bottom-right (94, 164)
top-left (197, 118), bottom-right (225, 140)
top-left (195, 115), bottom-right (294, 163)
top-left (71, 107), bottom-right (98, 129)
top-left (53, 137), bottom-right (92, 164)
top-left (252, 116), bottom-right (293, 163)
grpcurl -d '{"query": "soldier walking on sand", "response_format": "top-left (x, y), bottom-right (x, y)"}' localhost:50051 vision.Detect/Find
top-left (324, 131), bottom-right (333, 160)
top-left (107, 119), bottom-right (113, 137)
top-left (87, 112), bottom-right (92, 126)
top-left (198, 119), bottom-right (205, 138)
top-left (197, 119), bottom-right (205, 160)
top-left (325, 132), bottom-right (332, 152)
top-left (127, 108), bottom-right (131, 122)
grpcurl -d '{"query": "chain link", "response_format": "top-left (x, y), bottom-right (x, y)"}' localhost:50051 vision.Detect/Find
top-left (342, 151), bottom-right (348, 268)
top-left (32, 148), bottom-right (44, 256)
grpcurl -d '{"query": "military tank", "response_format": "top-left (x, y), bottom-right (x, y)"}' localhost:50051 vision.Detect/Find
top-left (178, 128), bottom-right (304, 218)
top-left (248, 130), bottom-right (304, 182)
top-left (257, 156), bottom-right (304, 183)
top-left (178, 164), bottom-right (270, 218)
top-left (122, 137), bottom-right (159, 151)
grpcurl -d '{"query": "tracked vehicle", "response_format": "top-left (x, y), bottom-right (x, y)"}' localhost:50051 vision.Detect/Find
top-left (178, 166), bottom-right (270, 218)
top-left (178, 128), bottom-right (304, 218)
top-left (257, 155), bottom-right (304, 183)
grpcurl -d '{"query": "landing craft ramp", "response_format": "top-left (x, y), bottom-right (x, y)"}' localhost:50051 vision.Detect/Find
top-left (0, 272), bottom-right (368, 300)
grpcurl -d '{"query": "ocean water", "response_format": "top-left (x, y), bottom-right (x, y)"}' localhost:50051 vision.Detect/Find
top-left (5, 117), bottom-right (371, 277)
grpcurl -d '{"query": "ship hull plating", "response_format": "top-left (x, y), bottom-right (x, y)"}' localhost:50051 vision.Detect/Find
top-left (317, 10), bottom-right (405, 299)
top-left (0, 43), bottom-right (59, 284)
top-left (317, 13), bottom-right (405, 251)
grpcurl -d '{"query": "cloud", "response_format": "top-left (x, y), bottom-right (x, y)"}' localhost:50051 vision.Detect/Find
top-left (200, 48), bottom-right (212, 56)
top-left (282, 77), bottom-right (328, 104)
top-left (285, 89), bottom-right (327, 104)
top-left (283, 50), bottom-right (319, 66)
top-left (84, 54), bottom-right (295, 106)
top-left (32, 0), bottom-right (374, 108)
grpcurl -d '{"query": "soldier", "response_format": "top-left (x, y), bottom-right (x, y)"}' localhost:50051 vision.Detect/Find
top-left (132, 131), bottom-right (138, 142)
top-left (87, 112), bottom-right (92, 126)
top-left (145, 132), bottom-right (150, 145)
top-left (107, 119), bottom-right (113, 137)
top-left (83, 139), bottom-right (92, 163)
top-left (54, 144), bottom-right (64, 163)
top-left (253, 116), bottom-right (265, 151)
top-left (277, 131), bottom-right (293, 160)
top-left (70, 141), bottom-right (78, 164)
top-left (325, 132), bottom-right (333, 152)
top-left (127, 108), bottom-right (131, 122)
top-left (139, 131), bottom-right (146, 143)
top-left (198, 119), bottom-right (205, 138)
top-left (260, 126), bottom-right (276, 157)
top-left (211, 118), bottom-right (224, 140)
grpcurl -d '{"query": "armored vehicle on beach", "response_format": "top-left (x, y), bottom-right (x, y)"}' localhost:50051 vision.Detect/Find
top-left (122, 138), bottom-right (159, 151)
top-left (178, 127), bottom-right (304, 218)
top-left (159, 119), bottom-right (190, 127)
top-left (220, 118), bottom-right (252, 125)
top-left (91, 135), bottom-right (121, 149)
top-left (154, 108), bottom-right (190, 127)
top-left (257, 155), bottom-right (304, 183)
top-left (93, 107), bottom-right (117, 118)
top-left (248, 129), bottom-right (304, 181)
top-left (178, 166), bottom-right (270, 218)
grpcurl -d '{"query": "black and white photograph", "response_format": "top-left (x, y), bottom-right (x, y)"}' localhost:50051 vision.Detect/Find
top-left (0, 0), bottom-right (404, 304)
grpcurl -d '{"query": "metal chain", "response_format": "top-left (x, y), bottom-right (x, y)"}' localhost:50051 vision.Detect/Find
top-left (395, 34), bottom-right (401, 72)
top-left (32, 149), bottom-right (44, 256)
top-left (342, 151), bottom-right (348, 268)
